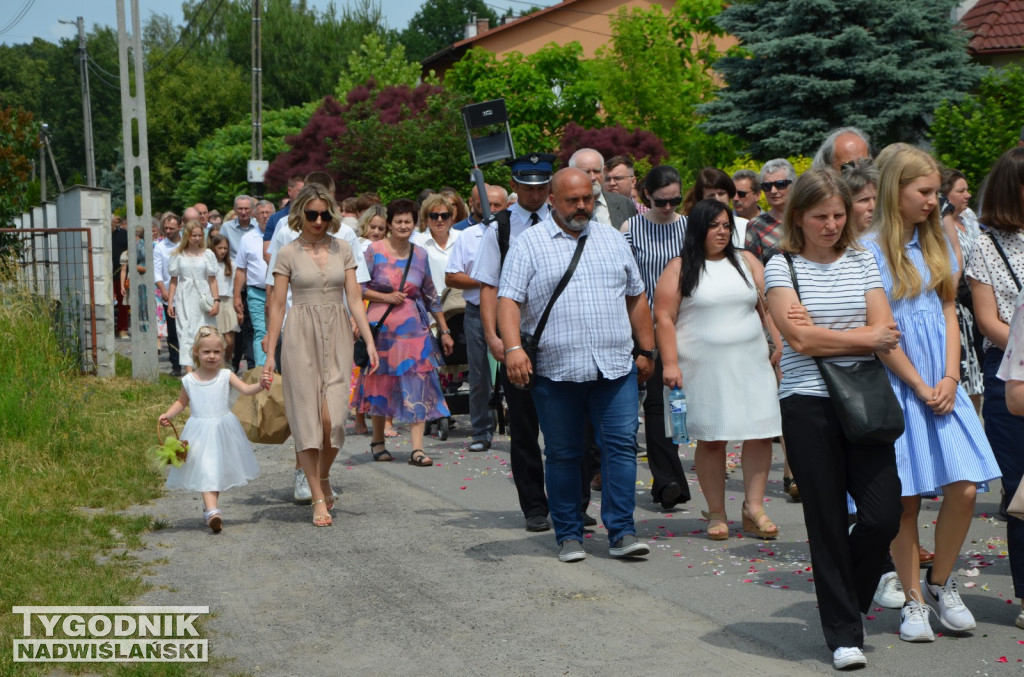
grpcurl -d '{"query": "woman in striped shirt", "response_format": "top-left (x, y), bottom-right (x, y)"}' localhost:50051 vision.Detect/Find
top-left (864, 145), bottom-right (998, 643)
top-left (623, 165), bottom-right (692, 510)
top-left (765, 168), bottom-right (903, 669)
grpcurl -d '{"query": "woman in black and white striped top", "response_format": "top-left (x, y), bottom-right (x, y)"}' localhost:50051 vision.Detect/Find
top-left (622, 165), bottom-right (691, 510)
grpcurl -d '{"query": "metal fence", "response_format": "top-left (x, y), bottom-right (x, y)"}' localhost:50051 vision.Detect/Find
top-left (1, 227), bottom-right (99, 373)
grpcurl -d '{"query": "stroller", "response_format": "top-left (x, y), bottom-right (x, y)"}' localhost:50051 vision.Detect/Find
top-left (427, 287), bottom-right (506, 440)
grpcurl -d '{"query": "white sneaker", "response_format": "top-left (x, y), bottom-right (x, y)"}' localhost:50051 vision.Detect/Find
top-left (832, 647), bottom-right (866, 670)
top-left (924, 574), bottom-right (976, 631)
top-left (899, 591), bottom-right (936, 642)
top-left (293, 469), bottom-right (312, 504)
top-left (873, 571), bottom-right (904, 609)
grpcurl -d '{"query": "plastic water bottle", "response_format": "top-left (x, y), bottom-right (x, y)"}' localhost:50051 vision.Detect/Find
top-left (669, 388), bottom-right (689, 445)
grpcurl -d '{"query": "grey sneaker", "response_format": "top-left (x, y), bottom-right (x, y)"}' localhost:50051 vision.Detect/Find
top-left (873, 571), bottom-right (904, 609)
top-left (558, 540), bottom-right (586, 563)
top-left (924, 574), bottom-right (976, 631)
top-left (293, 469), bottom-right (312, 504)
top-left (899, 590), bottom-right (935, 642)
top-left (609, 534), bottom-right (650, 558)
top-left (832, 647), bottom-right (866, 670)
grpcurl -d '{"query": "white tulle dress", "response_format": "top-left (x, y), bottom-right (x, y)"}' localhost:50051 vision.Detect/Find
top-left (166, 369), bottom-right (260, 492)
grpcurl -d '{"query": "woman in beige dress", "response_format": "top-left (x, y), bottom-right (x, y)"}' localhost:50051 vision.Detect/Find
top-left (264, 185), bottom-right (379, 527)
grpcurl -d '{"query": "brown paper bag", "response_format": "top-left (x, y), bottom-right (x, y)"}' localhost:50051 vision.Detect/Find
top-left (232, 367), bottom-right (291, 444)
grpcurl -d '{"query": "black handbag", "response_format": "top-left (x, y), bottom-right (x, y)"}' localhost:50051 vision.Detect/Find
top-left (354, 246), bottom-right (414, 369)
top-left (512, 234), bottom-right (588, 391)
top-left (784, 253), bottom-right (905, 445)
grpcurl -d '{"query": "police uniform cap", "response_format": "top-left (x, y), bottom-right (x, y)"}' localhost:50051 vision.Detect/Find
top-left (506, 153), bottom-right (556, 186)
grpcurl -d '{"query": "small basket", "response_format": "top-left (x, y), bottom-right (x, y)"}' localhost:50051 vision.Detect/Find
top-left (158, 421), bottom-right (189, 464)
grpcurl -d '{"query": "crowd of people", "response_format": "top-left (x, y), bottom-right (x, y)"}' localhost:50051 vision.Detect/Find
top-left (142, 127), bottom-right (1024, 671)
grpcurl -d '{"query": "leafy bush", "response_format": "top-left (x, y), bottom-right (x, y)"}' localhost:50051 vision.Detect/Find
top-left (930, 65), bottom-right (1024, 202)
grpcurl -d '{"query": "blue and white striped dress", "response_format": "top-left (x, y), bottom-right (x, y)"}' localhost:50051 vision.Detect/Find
top-left (864, 232), bottom-right (998, 496)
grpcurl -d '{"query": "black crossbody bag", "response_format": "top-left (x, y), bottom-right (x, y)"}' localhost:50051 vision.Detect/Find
top-left (354, 246), bottom-right (414, 369)
top-left (514, 234), bottom-right (588, 391)
top-left (784, 253), bottom-right (905, 445)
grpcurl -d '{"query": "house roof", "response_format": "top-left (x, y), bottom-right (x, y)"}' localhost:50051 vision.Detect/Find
top-left (421, 0), bottom-right (585, 68)
top-left (961, 0), bottom-right (1024, 55)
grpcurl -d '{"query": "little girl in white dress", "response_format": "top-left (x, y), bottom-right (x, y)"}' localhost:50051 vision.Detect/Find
top-left (160, 326), bottom-right (270, 532)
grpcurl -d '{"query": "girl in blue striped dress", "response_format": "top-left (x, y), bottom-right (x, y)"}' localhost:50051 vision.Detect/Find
top-left (865, 145), bottom-right (999, 643)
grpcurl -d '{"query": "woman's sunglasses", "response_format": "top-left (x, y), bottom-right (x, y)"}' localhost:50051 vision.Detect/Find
top-left (652, 196), bottom-right (682, 208)
top-left (304, 210), bottom-right (332, 222)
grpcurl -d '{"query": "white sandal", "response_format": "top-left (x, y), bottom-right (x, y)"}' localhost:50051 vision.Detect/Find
top-left (203, 508), bottom-right (222, 533)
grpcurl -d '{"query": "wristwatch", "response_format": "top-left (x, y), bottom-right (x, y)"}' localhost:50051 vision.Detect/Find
top-left (440, 329), bottom-right (451, 335)
top-left (636, 348), bottom-right (655, 360)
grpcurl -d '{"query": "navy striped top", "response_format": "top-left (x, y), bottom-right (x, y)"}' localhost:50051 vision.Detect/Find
top-left (623, 213), bottom-right (687, 314)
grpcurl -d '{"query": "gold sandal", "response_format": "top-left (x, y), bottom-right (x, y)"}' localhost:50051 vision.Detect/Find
top-left (742, 501), bottom-right (778, 539)
top-left (701, 510), bottom-right (729, 541)
top-left (320, 477), bottom-right (336, 511)
top-left (312, 498), bottom-right (332, 527)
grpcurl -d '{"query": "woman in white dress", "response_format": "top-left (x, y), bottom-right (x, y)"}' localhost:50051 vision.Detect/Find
top-left (654, 199), bottom-right (783, 541)
top-left (168, 220), bottom-right (219, 372)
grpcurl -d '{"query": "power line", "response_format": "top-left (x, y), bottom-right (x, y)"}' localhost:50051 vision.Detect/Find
top-left (145, 0), bottom-right (213, 73)
top-left (148, 0), bottom-right (225, 79)
top-left (87, 61), bottom-right (121, 90)
top-left (87, 53), bottom-right (120, 82)
top-left (0, 0), bottom-right (35, 36)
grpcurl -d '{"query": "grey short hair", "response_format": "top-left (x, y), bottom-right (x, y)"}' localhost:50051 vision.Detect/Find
top-left (759, 158), bottom-right (797, 183)
top-left (840, 158), bottom-right (879, 196)
top-left (256, 199), bottom-right (273, 209)
top-left (233, 195), bottom-right (254, 209)
top-left (732, 168), bottom-right (761, 186)
top-left (811, 127), bottom-right (872, 170)
top-left (568, 148), bottom-right (605, 168)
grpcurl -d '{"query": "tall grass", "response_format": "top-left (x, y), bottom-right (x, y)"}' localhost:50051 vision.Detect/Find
top-left (0, 284), bottom-right (199, 676)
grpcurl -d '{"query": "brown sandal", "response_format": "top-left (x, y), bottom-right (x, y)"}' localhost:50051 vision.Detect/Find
top-left (408, 449), bottom-right (433, 467)
top-left (742, 501), bottom-right (779, 539)
top-left (701, 510), bottom-right (729, 541)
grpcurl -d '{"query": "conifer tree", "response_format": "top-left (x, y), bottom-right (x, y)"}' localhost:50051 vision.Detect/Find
top-left (700, 0), bottom-right (981, 157)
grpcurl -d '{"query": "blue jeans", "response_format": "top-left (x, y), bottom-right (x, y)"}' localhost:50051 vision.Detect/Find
top-left (246, 286), bottom-right (267, 367)
top-left (464, 303), bottom-right (494, 442)
top-left (983, 348), bottom-right (1024, 597)
top-left (534, 366), bottom-right (639, 545)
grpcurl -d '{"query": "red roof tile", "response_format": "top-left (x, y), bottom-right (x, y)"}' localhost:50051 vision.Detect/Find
top-left (961, 0), bottom-right (1024, 54)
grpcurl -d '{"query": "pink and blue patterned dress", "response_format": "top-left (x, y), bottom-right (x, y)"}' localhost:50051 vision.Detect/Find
top-left (359, 241), bottom-right (450, 422)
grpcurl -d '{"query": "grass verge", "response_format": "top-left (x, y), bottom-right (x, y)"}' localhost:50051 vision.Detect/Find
top-left (0, 285), bottom-right (201, 676)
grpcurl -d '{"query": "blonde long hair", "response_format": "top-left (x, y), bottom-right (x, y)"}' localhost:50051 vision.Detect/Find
top-left (173, 220), bottom-right (205, 256)
top-left (874, 146), bottom-right (954, 302)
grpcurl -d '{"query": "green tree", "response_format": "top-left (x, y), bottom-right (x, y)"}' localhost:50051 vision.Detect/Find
top-left (592, 0), bottom-right (739, 181)
top-left (175, 103), bottom-right (317, 210)
top-left (335, 32), bottom-right (423, 97)
top-left (700, 0), bottom-right (982, 158)
top-left (144, 53), bottom-right (250, 209)
top-left (445, 44), bottom-right (602, 154)
top-left (0, 29), bottom-right (124, 193)
top-left (0, 107), bottom-right (38, 270)
top-left (177, 0), bottom-right (394, 110)
top-left (400, 0), bottom-right (499, 63)
top-left (930, 65), bottom-right (1024, 201)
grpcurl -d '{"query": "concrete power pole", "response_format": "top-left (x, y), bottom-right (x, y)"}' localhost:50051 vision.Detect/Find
top-left (248, 0), bottom-right (266, 199)
top-left (116, 0), bottom-right (158, 381)
top-left (76, 17), bottom-right (97, 187)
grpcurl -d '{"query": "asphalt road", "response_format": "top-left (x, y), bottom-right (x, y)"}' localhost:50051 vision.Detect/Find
top-left (128, 410), bottom-right (1024, 677)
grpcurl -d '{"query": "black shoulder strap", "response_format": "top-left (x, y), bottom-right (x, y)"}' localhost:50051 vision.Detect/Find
top-left (533, 235), bottom-right (588, 343)
top-left (496, 210), bottom-right (512, 270)
top-left (371, 245), bottom-right (415, 336)
top-left (987, 231), bottom-right (1022, 293)
top-left (783, 252), bottom-right (801, 300)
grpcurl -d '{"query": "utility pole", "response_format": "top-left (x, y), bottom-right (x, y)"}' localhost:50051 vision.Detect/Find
top-left (116, 0), bottom-right (158, 381)
top-left (72, 17), bottom-right (97, 186)
top-left (248, 0), bottom-right (266, 199)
